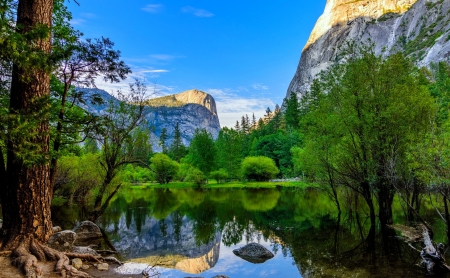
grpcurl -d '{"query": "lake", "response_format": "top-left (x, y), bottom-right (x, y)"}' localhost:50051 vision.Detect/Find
top-left (54, 186), bottom-right (449, 277)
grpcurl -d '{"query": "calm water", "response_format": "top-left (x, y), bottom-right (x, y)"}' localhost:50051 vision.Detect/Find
top-left (54, 187), bottom-right (449, 277)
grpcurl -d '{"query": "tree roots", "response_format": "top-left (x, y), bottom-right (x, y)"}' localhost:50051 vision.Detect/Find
top-left (9, 239), bottom-right (95, 278)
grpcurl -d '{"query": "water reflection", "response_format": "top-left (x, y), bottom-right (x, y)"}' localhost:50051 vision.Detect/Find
top-left (53, 187), bottom-right (448, 277)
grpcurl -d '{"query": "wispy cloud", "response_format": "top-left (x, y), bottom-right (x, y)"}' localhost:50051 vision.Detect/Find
top-left (124, 54), bottom-right (185, 66)
top-left (141, 69), bottom-right (169, 73)
top-left (142, 4), bottom-right (164, 13)
top-left (149, 54), bottom-right (181, 61)
top-left (207, 88), bottom-right (275, 128)
top-left (182, 6), bottom-right (214, 17)
top-left (69, 18), bottom-right (86, 26)
top-left (252, 83), bottom-right (269, 90)
top-left (80, 13), bottom-right (96, 19)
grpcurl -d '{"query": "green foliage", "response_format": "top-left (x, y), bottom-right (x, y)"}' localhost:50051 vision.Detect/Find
top-left (186, 129), bottom-right (217, 175)
top-left (298, 45), bottom-right (436, 224)
top-left (285, 92), bottom-right (300, 129)
top-left (159, 128), bottom-right (168, 154)
top-left (185, 167), bottom-right (207, 187)
top-left (54, 153), bottom-right (105, 205)
top-left (150, 153), bottom-right (179, 184)
top-left (168, 122), bottom-right (186, 162)
top-left (122, 164), bottom-right (153, 183)
top-left (209, 169), bottom-right (229, 183)
top-left (215, 127), bottom-right (242, 179)
top-left (241, 156), bottom-right (279, 181)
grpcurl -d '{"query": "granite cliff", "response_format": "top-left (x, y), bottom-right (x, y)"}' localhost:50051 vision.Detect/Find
top-left (287, 0), bottom-right (450, 98)
top-left (78, 88), bottom-right (221, 148)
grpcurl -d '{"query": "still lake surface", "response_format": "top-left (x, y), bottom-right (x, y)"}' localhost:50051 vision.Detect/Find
top-left (54, 187), bottom-right (449, 277)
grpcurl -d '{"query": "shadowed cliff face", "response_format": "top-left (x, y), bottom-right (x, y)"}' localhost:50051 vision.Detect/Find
top-left (76, 88), bottom-right (221, 147)
top-left (287, 0), bottom-right (450, 98)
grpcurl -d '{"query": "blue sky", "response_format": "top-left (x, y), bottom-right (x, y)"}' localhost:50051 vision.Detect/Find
top-left (67, 1), bottom-right (326, 127)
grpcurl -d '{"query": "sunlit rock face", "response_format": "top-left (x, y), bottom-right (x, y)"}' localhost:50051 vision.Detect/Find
top-left (174, 89), bottom-right (218, 116)
top-left (287, 0), bottom-right (450, 98)
top-left (77, 88), bottom-right (221, 147)
top-left (103, 214), bottom-right (221, 274)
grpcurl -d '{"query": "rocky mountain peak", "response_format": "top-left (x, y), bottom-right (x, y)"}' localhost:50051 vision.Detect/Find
top-left (306, 0), bottom-right (418, 50)
top-left (174, 89), bottom-right (218, 116)
top-left (286, 0), bottom-right (450, 100)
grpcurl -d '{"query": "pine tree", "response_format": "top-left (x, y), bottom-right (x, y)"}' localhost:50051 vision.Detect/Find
top-left (285, 92), bottom-right (300, 129)
top-left (234, 120), bottom-right (241, 132)
top-left (159, 128), bottom-right (168, 154)
top-left (169, 122), bottom-right (186, 162)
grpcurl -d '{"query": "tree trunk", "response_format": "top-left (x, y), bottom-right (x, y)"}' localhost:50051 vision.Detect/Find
top-left (378, 184), bottom-right (394, 226)
top-left (1, 0), bottom-right (54, 248)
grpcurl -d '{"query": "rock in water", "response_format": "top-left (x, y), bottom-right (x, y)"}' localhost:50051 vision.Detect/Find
top-left (232, 243), bottom-right (274, 264)
top-left (73, 220), bottom-right (102, 244)
top-left (47, 230), bottom-right (77, 252)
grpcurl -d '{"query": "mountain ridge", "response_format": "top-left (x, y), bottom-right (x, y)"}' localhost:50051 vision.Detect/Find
top-left (286, 0), bottom-right (450, 99)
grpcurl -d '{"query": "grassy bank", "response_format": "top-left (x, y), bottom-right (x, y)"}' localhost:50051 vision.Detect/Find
top-left (127, 180), bottom-right (317, 189)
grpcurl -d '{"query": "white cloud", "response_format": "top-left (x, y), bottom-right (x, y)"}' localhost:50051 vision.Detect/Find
top-left (207, 88), bottom-right (275, 128)
top-left (182, 6), bottom-right (214, 17)
top-left (149, 54), bottom-right (180, 61)
top-left (80, 13), bottom-right (96, 19)
top-left (69, 18), bottom-right (86, 26)
top-left (252, 83), bottom-right (269, 90)
top-left (141, 69), bottom-right (169, 73)
top-left (142, 4), bottom-right (163, 13)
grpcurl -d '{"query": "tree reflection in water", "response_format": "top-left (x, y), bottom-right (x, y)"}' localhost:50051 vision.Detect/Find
top-left (52, 187), bottom-right (444, 277)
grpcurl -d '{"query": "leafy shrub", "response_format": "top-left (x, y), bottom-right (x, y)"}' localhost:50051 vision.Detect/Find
top-left (150, 153), bottom-right (179, 184)
top-left (241, 156), bottom-right (279, 181)
top-left (209, 169), bottom-right (229, 183)
top-left (186, 168), bottom-right (207, 187)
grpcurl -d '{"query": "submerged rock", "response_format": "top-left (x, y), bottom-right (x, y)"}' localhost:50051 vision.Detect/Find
top-left (232, 243), bottom-right (274, 264)
top-left (47, 230), bottom-right (77, 252)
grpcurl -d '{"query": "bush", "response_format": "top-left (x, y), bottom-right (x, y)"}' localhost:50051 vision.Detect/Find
top-left (186, 168), bottom-right (207, 187)
top-left (177, 163), bottom-right (193, 181)
top-left (241, 156), bottom-right (279, 181)
top-left (150, 153), bottom-right (179, 184)
top-left (209, 169), bottom-right (229, 183)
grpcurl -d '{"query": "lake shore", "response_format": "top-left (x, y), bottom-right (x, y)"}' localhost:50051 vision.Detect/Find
top-left (127, 180), bottom-right (316, 189)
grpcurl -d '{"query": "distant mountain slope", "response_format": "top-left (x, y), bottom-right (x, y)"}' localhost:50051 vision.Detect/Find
top-left (286, 0), bottom-right (450, 99)
top-left (77, 88), bottom-right (221, 149)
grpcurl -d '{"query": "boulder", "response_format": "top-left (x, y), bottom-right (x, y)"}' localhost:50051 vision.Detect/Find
top-left (47, 230), bottom-right (77, 252)
top-left (71, 246), bottom-right (100, 256)
top-left (73, 221), bottom-right (102, 245)
top-left (232, 243), bottom-right (274, 264)
top-left (96, 263), bottom-right (109, 271)
top-left (52, 226), bottom-right (62, 233)
top-left (71, 258), bottom-right (83, 269)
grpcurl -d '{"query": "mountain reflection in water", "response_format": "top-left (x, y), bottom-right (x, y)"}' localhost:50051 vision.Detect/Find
top-left (54, 187), bottom-right (448, 277)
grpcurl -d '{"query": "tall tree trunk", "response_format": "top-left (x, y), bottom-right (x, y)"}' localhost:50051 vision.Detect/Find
top-left (1, 0), bottom-right (54, 248)
top-left (378, 183), bottom-right (394, 226)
